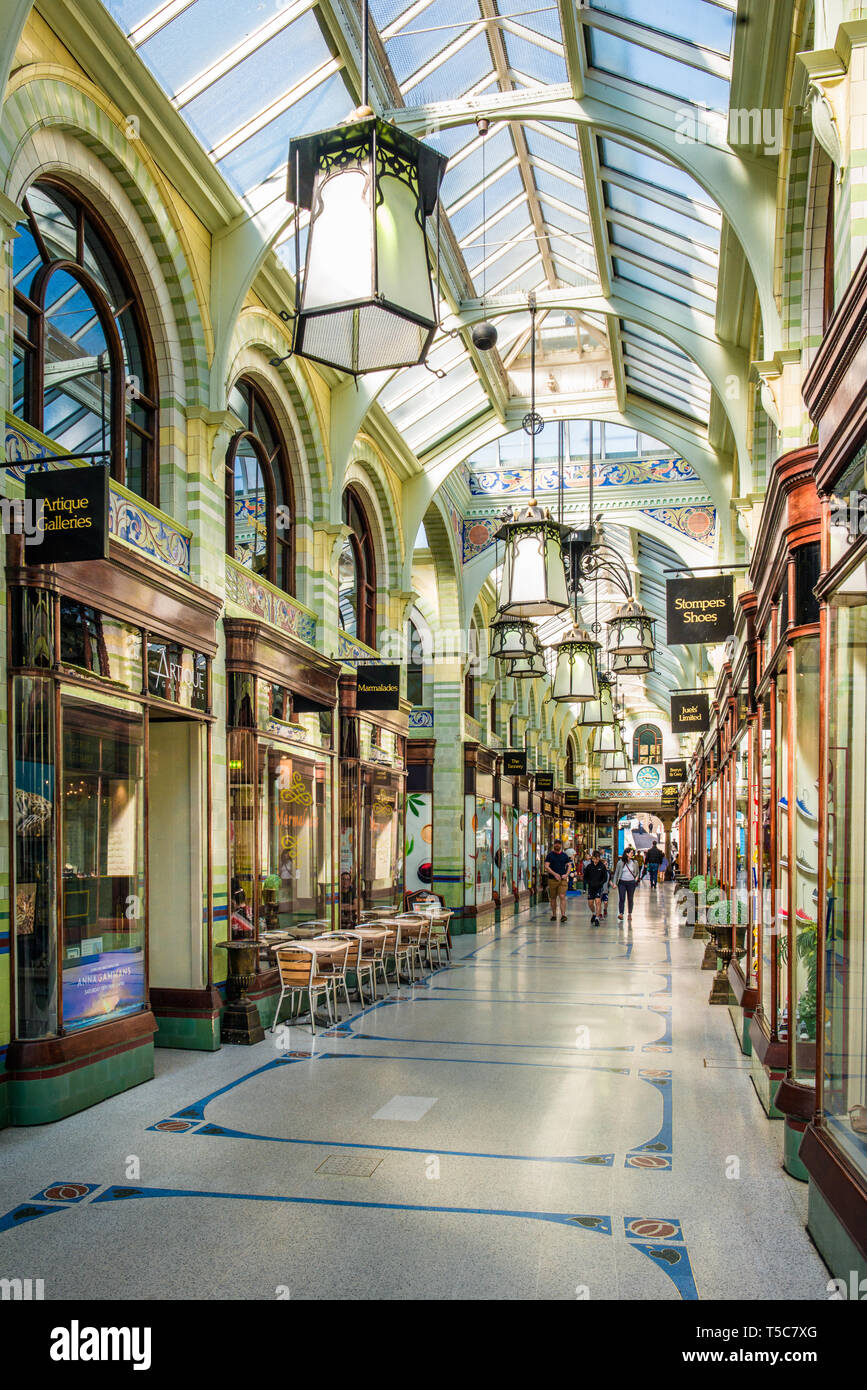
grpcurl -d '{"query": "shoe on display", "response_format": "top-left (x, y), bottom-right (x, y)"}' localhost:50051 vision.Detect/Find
top-left (778, 796), bottom-right (788, 810)
top-left (796, 854), bottom-right (817, 874)
top-left (796, 796), bottom-right (818, 822)
top-left (812, 888), bottom-right (819, 903)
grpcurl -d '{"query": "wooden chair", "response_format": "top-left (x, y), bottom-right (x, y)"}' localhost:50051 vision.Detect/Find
top-left (427, 909), bottom-right (453, 966)
top-left (311, 935), bottom-right (352, 1018)
top-left (342, 928), bottom-right (386, 1004)
top-left (396, 915), bottom-right (431, 978)
top-left (378, 920), bottom-right (415, 985)
top-left (271, 945), bottom-right (333, 1035)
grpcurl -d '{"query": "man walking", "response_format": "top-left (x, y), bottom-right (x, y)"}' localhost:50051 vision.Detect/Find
top-left (583, 849), bottom-right (609, 927)
top-left (544, 838), bottom-right (571, 922)
top-left (644, 842), bottom-right (664, 889)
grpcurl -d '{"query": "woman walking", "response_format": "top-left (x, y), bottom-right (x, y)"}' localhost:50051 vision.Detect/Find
top-left (614, 846), bottom-right (640, 924)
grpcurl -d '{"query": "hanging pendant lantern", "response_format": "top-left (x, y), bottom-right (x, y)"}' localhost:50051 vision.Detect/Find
top-left (610, 648), bottom-right (655, 675)
top-left (575, 672), bottom-right (614, 727)
top-left (506, 648), bottom-right (547, 679)
top-left (550, 625), bottom-right (601, 703)
top-left (489, 613), bottom-right (542, 662)
top-left (286, 116), bottom-right (447, 375)
top-left (613, 760), bottom-right (631, 782)
top-left (608, 597), bottom-right (656, 656)
top-left (594, 721), bottom-right (620, 754)
top-left (495, 505), bottom-right (571, 618)
top-left (603, 746), bottom-right (629, 771)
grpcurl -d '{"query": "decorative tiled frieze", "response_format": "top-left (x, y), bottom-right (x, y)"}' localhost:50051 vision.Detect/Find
top-left (638, 506), bottom-right (716, 548)
top-left (4, 414), bottom-right (192, 576)
top-left (337, 630), bottom-right (380, 663)
top-left (409, 707), bottom-right (434, 729)
top-left (225, 558), bottom-right (317, 646)
top-left (467, 456), bottom-right (699, 496)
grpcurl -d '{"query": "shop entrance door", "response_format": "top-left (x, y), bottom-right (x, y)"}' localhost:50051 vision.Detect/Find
top-left (148, 718), bottom-right (207, 990)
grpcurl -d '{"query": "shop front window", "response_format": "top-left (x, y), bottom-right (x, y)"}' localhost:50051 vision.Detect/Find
top-left (824, 602), bottom-right (867, 1177)
top-left (339, 488), bottom-right (376, 645)
top-left (362, 770), bottom-right (404, 908)
top-left (500, 803), bottom-right (512, 896)
top-left (760, 694), bottom-right (773, 1021)
top-left (60, 702), bottom-right (146, 1031)
top-left (791, 637), bottom-right (820, 1073)
top-left (13, 676), bottom-right (58, 1038)
top-left (775, 669), bottom-right (789, 1039)
top-left (259, 746), bottom-right (331, 933)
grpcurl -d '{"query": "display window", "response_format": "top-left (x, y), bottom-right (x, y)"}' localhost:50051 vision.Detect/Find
top-left (516, 810), bottom-right (529, 892)
top-left (500, 802), bottom-right (513, 897)
top-left (775, 668), bottom-right (789, 1036)
top-left (760, 693), bottom-right (774, 1022)
top-left (823, 601), bottom-right (867, 1176)
top-left (790, 637), bottom-right (820, 1075)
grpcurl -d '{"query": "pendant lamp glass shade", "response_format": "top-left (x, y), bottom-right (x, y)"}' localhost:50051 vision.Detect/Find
top-left (287, 118), bottom-right (447, 375)
top-left (551, 626), bottom-right (601, 703)
top-left (575, 673), bottom-right (614, 727)
top-left (506, 648), bottom-right (547, 678)
top-left (613, 762), bottom-right (631, 783)
top-left (608, 597), bottom-right (656, 655)
top-left (494, 507), bottom-right (571, 618)
top-left (610, 648), bottom-right (655, 675)
top-left (594, 721), bottom-right (620, 753)
top-left (603, 747), bottom-right (629, 771)
top-left (489, 614), bottom-right (541, 661)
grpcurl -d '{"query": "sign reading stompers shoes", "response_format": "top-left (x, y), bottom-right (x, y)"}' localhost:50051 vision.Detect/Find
top-left (666, 575), bottom-right (734, 646)
top-left (670, 693), bottom-right (710, 733)
top-left (534, 771), bottom-right (554, 791)
top-left (665, 760), bottom-right (687, 783)
top-left (24, 466), bottom-right (109, 564)
top-left (356, 663), bottom-right (401, 710)
top-left (503, 750), bottom-right (527, 776)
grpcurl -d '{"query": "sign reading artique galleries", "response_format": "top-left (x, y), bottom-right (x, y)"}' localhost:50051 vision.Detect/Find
top-left (25, 465), bottom-right (109, 564)
top-left (665, 760), bottom-right (687, 783)
top-left (356, 664), bottom-right (401, 710)
top-left (670, 693), bottom-right (710, 733)
top-left (666, 575), bottom-right (734, 646)
top-left (503, 750), bottom-right (527, 776)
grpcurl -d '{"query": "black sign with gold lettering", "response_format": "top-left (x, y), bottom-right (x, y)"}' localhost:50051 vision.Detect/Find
top-left (25, 465), bottom-right (109, 564)
top-left (534, 771), bottom-right (554, 791)
top-left (661, 783), bottom-right (680, 804)
top-left (563, 789), bottom-right (580, 807)
top-left (503, 750), bottom-right (527, 776)
top-left (665, 760), bottom-right (687, 783)
top-left (666, 575), bottom-right (734, 646)
top-left (670, 693), bottom-right (710, 733)
top-left (356, 663), bottom-right (401, 710)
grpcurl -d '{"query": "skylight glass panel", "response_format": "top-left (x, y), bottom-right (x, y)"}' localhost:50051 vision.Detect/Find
top-left (218, 72), bottom-right (352, 196)
top-left (402, 30), bottom-right (491, 104)
top-left (503, 32), bottom-right (568, 85)
top-left (440, 127), bottom-right (514, 205)
top-left (524, 128), bottom-right (583, 180)
top-left (624, 341), bottom-right (706, 387)
top-left (626, 359), bottom-right (710, 406)
top-left (533, 167), bottom-right (588, 214)
top-left (461, 199), bottom-right (531, 250)
top-left (588, 0), bottom-right (735, 57)
top-left (605, 185), bottom-right (719, 248)
top-left (409, 382), bottom-right (490, 451)
top-left (180, 15), bottom-right (330, 149)
top-left (538, 199), bottom-right (591, 243)
top-left (598, 137), bottom-right (715, 209)
top-left (137, 0), bottom-right (299, 96)
top-left (586, 29), bottom-right (730, 110)
top-left (448, 165), bottom-right (525, 239)
top-left (385, 19), bottom-right (468, 86)
top-left (610, 225), bottom-right (718, 286)
top-left (614, 259), bottom-right (715, 312)
top-left (628, 379), bottom-right (705, 420)
top-left (621, 320), bottom-right (691, 360)
top-left (103, 0), bottom-right (171, 33)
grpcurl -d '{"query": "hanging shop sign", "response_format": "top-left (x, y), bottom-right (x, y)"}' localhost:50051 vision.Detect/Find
top-left (563, 789), bottom-right (581, 807)
top-left (24, 465), bottom-right (109, 564)
top-left (670, 692), bottom-right (710, 733)
top-left (503, 750), bottom-right (527, 776)
top-left (356, 663), bottom-right (401, 710)
top-left (534, 771), bottom-right (554, 791)
top-left (665, 575), bottom-right (734, 645)
top-left (661, 783), bottom-right (680, 805)
top-left (665, 760), bottom-right (687, 783)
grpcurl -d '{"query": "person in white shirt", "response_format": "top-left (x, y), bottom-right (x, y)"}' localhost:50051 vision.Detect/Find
top-left (613, 846), bottom-right (639, 923)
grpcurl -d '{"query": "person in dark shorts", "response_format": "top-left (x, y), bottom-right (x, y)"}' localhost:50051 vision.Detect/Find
top-left (583, 850), bottom-right (610, 926)
top-left (544, 839), bottom-right (571, 921)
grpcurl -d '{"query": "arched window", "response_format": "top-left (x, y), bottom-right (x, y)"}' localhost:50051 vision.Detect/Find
top-left (225, 378), bottom-right (295, 593)
top-left (633, 723), bottom-right (663, 765)
top-left (339, 487), bottom-right (376, 645)
top-left (12, 179), bottom-right (158, 501)
top-left (406, 619), bottom-right (424, 706)
top-left (565, 741), bottom-right (575, 784)
top-left (490, 692), bottom-right (498, 739)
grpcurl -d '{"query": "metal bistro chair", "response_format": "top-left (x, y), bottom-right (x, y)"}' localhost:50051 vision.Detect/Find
top-left (343, 928), bottom-right (387, 1004)
top-left (427, 909), bottom-right (453, 967)
top-left (398, 913), bottom-right (432, 979)
top-left (312, 934), bottom-right (352, 1019)
top-left (379, 919), bottom-right (415, 986)
top-left (271, 945), bottom-right (333, 1035)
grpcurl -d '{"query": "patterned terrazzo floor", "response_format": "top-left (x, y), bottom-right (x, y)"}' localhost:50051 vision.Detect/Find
top-left (0, 885), bottom-right (828, 1300)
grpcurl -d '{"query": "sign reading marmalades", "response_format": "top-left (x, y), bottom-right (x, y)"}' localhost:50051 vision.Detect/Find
top-left (25, 465), bottom-right (109, 564)
top-left (670, 693), bottom-right (710, 733)
top-left (356, 663), bottom-right (401, 710)
top-left (665, 760), bottom-right (687, 783)
top-left (666, 575), bottom-right (734, 646)
top-left (534, 771), bottom-right (554, 791)
top-left (503, 750), bottom-right (527, 776)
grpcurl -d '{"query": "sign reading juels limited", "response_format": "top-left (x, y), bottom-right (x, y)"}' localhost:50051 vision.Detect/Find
top-left (24, 465), bottom-right (109, 564)
top-left (356, 664), bottom-right (401, 711)
top-left (666, 575), bottom-right (734, 646)
top-left (670, 693), bottom-right (710, 733)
